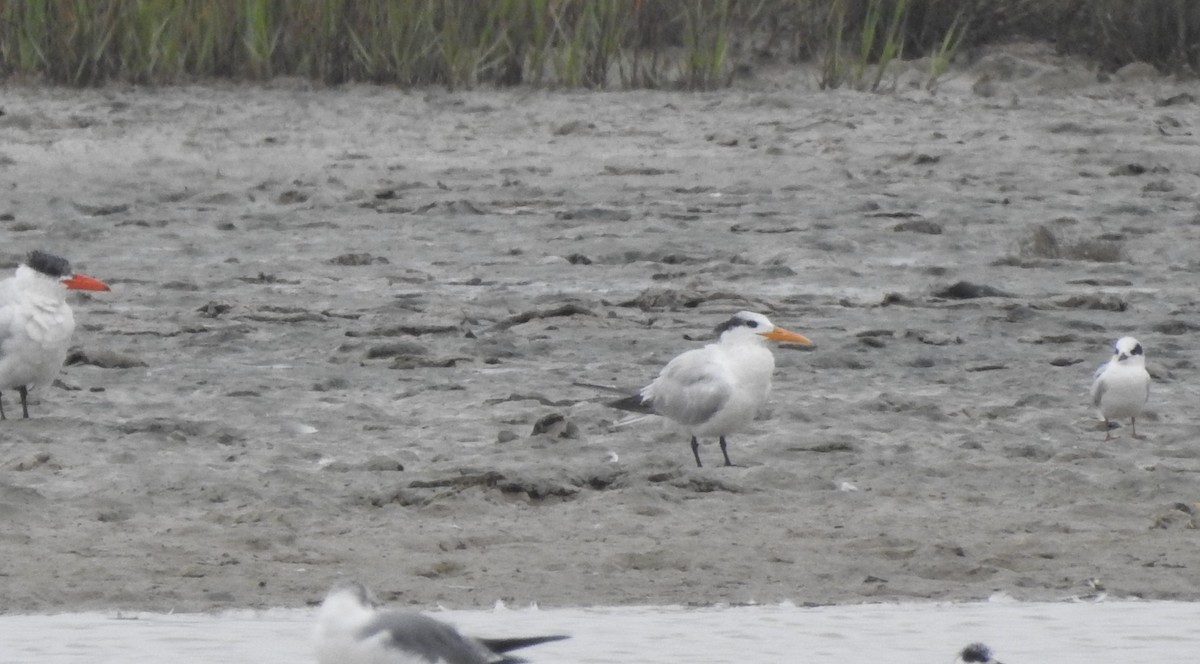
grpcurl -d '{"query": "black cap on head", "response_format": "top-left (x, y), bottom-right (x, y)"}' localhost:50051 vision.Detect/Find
top-left (26, 251), bottom-right (72, 278)
top-left (712, 312), bottom-right (762, 337)
top-left (959, 642), bottom-right (996, 663)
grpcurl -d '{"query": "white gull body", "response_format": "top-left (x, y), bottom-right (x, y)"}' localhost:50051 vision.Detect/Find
top-left (1089, 336), bottom-right (1151, 441)
top-left (611, 311), bottom-right (811, 467)
top-left (315, 581), bottom-right (566, 664)
top-left (0, 251), bottom-right (110, 419)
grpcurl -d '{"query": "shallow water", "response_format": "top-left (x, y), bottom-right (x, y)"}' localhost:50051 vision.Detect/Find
top-left (2, 599), bottom-right (1197, 663)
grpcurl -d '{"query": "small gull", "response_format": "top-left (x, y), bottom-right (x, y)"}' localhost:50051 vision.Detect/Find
top-left (0, 250), bottom-right (111, 420)
top-left (315, 580), bottom-right (568, 664)
top-left (1089, 336), bottom-right (1151, 441)
top-left (609, 311), bottom-right (812, 467)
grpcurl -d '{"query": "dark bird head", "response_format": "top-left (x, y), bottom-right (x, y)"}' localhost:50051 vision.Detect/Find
top-left (959, 642), bottom-right (1001, 663)
top-left (713, 311), bottom-right (812, 345)
top-left (24, 250), bottom-right (111, 291)
top-left (26, 251), bottom-right (72, 278)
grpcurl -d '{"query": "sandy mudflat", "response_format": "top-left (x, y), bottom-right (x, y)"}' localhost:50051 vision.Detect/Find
top-left (1, 44), bottom-right (1199, 614)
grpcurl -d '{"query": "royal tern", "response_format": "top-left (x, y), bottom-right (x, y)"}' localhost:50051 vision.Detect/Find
top-left (315, 581), bottom-right (568, 664)
top-left (0, 251), bottom-right (110, 420)
top-left (1090, 336), bottom-right (1150, 441)
top-left (610, 311), bottom-right (812, 467)
top-left (957, 642), bottom-right (1003, 663)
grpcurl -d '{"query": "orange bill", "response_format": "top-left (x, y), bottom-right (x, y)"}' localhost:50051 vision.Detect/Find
top-left (761, 326), bottom-right (812, 344)
top-left (63, 273), bottom-right (111, 291)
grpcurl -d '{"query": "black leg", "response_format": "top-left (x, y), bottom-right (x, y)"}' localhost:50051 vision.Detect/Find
top-left (0, 392), bottom-right (5, 420)
top-left (18, 385), bottom-right (29, 419)
top-left (690, 436), bottom-right (702, 468)
top-left (719, 436), bottom-right (734, 466)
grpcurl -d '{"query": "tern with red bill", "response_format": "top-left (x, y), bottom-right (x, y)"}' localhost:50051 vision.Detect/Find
top-left (609, 311), bottom-right (812, 467)
top-left (0, 250), bottom-right (111, 419)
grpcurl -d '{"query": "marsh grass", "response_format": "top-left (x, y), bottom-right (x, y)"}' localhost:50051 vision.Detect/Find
top-left (818, 0), bottom-right (912, 90)
top-left (925, 12), bottom-right (967, 89)
top-left (0, 1), bottom-right (1195, 88)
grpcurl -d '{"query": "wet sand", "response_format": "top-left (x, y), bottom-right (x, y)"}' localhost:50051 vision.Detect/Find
top-left (2, 44), bottom-right (1200, 613)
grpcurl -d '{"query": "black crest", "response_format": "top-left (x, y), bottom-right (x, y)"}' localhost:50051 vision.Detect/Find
top-left (959, 643), bottom-right (995, 663)
top-left (712, 313), bottom-right (759, 337)
top-left (26, 251), bottom-right (72, 278)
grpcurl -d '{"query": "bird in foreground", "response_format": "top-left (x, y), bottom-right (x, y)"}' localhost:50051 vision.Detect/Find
top-left (315, 580), bottom-right (568, 664)
top-left (609, 311), bottom-right (812, 468)
top-left (0, 251), bottom-right (110, 420)
top-left (1089, 336), bottom-right (1151, 441)
top-left (957, 642), bottom-right (1003, 663)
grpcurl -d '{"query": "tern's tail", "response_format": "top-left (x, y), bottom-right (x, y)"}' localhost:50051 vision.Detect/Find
top-left (480, 634), bottom-right (569, 662)
top-left (607, 394), bottom-right (655, 414)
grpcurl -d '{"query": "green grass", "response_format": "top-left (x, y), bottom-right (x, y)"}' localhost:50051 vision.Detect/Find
top-left (0, 1), bottom-right (1194, 88)
top-left (818, 0), bottom-right (911, 91)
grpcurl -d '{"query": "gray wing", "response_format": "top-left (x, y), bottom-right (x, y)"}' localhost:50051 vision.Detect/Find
top-left (360, 612), bottom-right (493, 664)
top-left (1090, 363), bottom-right (1109, 407)
top-left (0, 276), bottom-right (16, 359)
top-left (644, 347), bottom-right (734, 426)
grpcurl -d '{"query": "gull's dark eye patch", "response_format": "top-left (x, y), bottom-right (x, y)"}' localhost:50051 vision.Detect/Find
top-left (1132, 343), bottom-right (1143, 356)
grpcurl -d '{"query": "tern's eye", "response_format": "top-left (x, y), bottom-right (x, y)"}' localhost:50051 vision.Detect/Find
top-left (1132, 344), bottom-right (1143, 356)
top-left (745, 319), bottom-right (758, 328)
